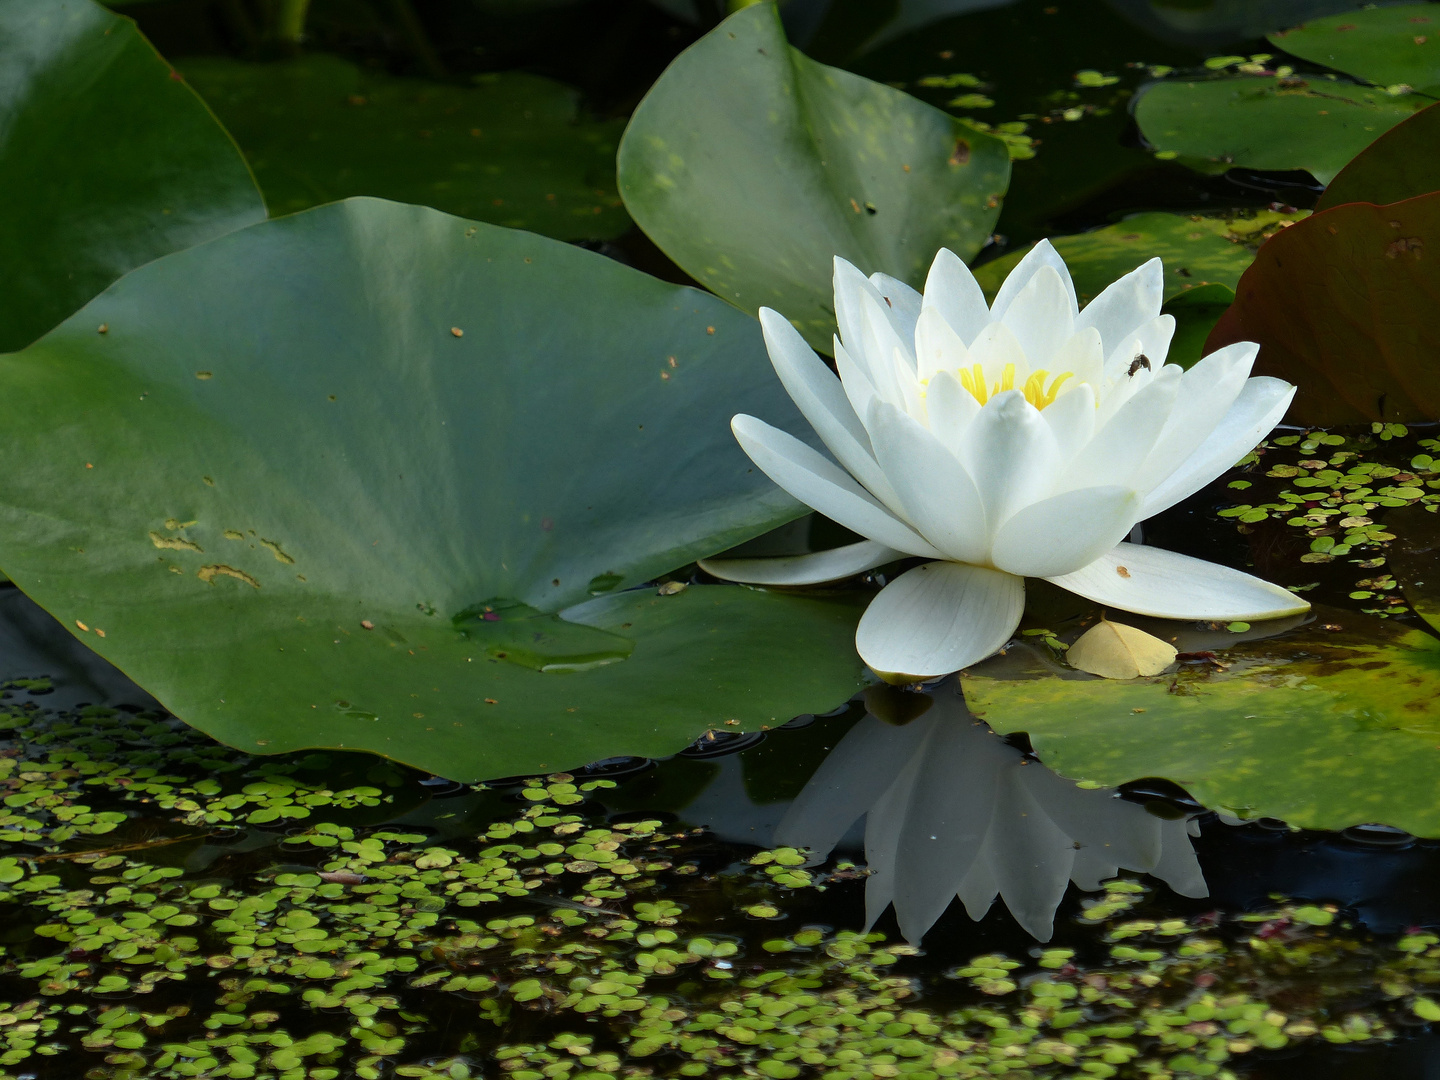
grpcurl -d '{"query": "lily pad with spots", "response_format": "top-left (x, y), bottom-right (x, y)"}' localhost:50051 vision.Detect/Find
top-left (0, 197), bottom-right (870, 781)
top-left (179, 54), bottom-right (629, 241)
top-left (0, 0), bottom-right (265, 353)
top-left (1268, 3), bottom-right (1440, 94)
top-left (617, 1), bottom-right (1010, 351)
top-left (1134, 74), bottom-right (1428, 186)
top-left (1317, 101), bottom-right (1440, 210)
top-left (964, 610), bottom-right (1440, 835)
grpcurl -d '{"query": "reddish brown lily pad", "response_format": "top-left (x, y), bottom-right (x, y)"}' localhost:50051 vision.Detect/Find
top-left (1205, 192), bottom-right (1440, 425)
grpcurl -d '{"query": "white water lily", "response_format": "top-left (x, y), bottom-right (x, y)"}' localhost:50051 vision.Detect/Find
top-left (703, 242), bottom-right (1309, 677)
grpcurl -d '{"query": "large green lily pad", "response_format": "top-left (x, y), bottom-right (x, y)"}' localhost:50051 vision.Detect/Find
top-left (0, 197), bottom-right (868, 781)
top-left (179, 54), bottom-right (628, 241)
top-left (1317, 101), bottom-right (1440, 210)
top-left (973, 211), bottom-right (1295, 305)
top-left (964, 612), bottom-right (1440, 835)
top-left (1135, 75), bottom-right (1426, 185)
top-left (0, 0), bottom-right (265, 353)
top-left (1269, 3), bottom-right (1440, 93)
top-left (1206, 192), bottom-right (1440, 425)
top-left (617, 2), bottom-right (1010, 351)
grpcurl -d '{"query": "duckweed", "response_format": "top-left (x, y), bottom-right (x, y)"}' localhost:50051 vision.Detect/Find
top-left (0, 694), bottom-right (1436, 1079)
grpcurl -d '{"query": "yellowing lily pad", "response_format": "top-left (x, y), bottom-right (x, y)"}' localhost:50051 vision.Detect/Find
top-left (1065, 619), bottom-right (1177, 680)
top-left (964, 609), bottom-right (1440, 835)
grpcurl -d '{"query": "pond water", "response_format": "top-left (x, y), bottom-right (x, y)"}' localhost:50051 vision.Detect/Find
top-left (5, 0), bottom-right (1440, 1077)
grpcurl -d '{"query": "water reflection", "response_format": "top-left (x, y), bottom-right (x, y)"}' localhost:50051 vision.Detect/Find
top-left (776, 679), bottom-right (1206, 942)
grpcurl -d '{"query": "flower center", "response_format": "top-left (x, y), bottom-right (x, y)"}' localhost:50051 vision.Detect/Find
top-left (956, 363), bottom-right (1072, 409)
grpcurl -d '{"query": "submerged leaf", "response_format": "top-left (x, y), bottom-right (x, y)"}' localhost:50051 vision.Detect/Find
top-left (1066, 620), bottom-right (1177, 680)
top-left (617, 2), bottom-right (1010, 350)
top-left (964, 609), bottom-right (1440, 835)
top-left (1205, 192), bottom-right (1440, 424)
top-left (0, 0), bottom-right (265, 352)
top-left (0, 197), bottom-right (867, 780)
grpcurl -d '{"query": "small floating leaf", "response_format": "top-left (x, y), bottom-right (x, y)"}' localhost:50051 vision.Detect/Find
top-left (1066, 620), bottom-right (1177, 680)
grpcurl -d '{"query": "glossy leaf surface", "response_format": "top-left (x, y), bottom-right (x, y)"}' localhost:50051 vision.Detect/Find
top-left (1317, 101), bottom-right (1440, 209)
top-left (0, 0), bottom-right (265, 352)
top-left (0, 198), bottom-right (869, 781)
top-left (1135, 75), bottom-right (1425, 184)
top-left (180, 55), bottom-right (629, 241)
top-left (965, 613), bottom-right (1440, 835)
top-left (1269, 3), bottom-right (1440, 92)
top-left (617, 2), bottom-right (1010, 350)
top-left (1206, 193), bottom-right (1440, 424)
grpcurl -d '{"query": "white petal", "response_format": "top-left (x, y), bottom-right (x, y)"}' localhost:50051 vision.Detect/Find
top-left (869, 271), bottom-right (922, 344)
top-left (914, 306), bottom-right (970, 383)
top-left (1059, 365), bottom-right (1180, 492)
top-left (924, 370), bottom-right (981, 458)
top-left (868, 401), bottom-right (989, 564)
top-left (700, 539), bottom-right (903, 585)
top-left (991, 239), bottom-right (1078, 322)
top-left (759, 308), bottom-right (900, 508)
top-left (966, 320), bottom-right (1030, 384)
top-left (1130, 340), bottom-right (1256, 496)
top-left (1101, 313), bottom-right (1177, 385)
top-left (1139, 376), bottom-right (1295, 519)
top-left (835, 336), bottom-right (880, 438)
top-left (731, 415), bottom-right (944, 558)
top-left (999, 264), bottom-right (1075, 370)
top-left (923, 247), bottom-right (992, 346)
top-left (961, 390), bottom-right (1060, 530)
top-left (1041, 381), bottom-right (1096, 461)
top-left (859, 290), bottom-right (921, 414)
top-left (1074, 257), bottom-right (1164, 361)
top-left (1046, 542), bottom-right (1311, 620)
top-left (1053, 326), bottom-right (1105, 389)
top-left (855, 561), bottom-right (1025, 678)
top-left (833, 256), bottom-right (886, 358)
top-left (774, 713), bottom-right (932, 862)
top-left (991, 486), bottom-right (1142, 578)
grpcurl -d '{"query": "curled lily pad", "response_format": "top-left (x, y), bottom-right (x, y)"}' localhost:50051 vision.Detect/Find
top-left (0, 0), bottom-right (265, 352)
top-left (179, 54), bottom-right (629, 241)
top-left (1206, 192), bottom-right (1440, 424)
top-left (1268, 3), bottom-right (1440, 93)
top-left (0, 197), bottom-right (868, 780)
top-left (1134, 75), bottom-right (1427, 185)
top-left (617, 2), bottom-right (1010, 350)
top-left (1317, 101), bottom-right (1440, 210)
top-left (964, 609), bottom-right (1440, 835)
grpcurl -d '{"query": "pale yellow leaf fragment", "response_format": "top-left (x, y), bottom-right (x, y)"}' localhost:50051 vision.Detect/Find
top-left (1066, 619), bottom-right (1177, 680)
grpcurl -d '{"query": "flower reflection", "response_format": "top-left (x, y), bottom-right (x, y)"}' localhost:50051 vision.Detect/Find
top-left (775, 680), bottom-right (1206, 942)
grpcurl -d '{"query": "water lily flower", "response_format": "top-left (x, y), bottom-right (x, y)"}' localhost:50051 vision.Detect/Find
top-left (776, 683), bottom-right (1207, 942)
top-left (702, 242), bottom-right (1309, 677)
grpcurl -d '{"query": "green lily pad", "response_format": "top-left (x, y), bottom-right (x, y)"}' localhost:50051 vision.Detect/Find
top-left (1269, 3), bottom-right (1440, 93)
top-left (0, 197), bottom-right (867, 781)
top-left (1317, 101), bottom-right (1440, 210)
top-left (964, 611), bottom-right (1440, 835)
top-left (0, 0), bottom-right (265, 353)
top-left (617, 2), bottom-right (1010, 351)
top-left (178, 54), bottom-right (628, 241)
top-left (972, 211), bottom-right (1288, 306)
top-left (1206, 192), bottom-right (1440, 425)
top-left (1135, 75), bottom-right (1427, 184)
